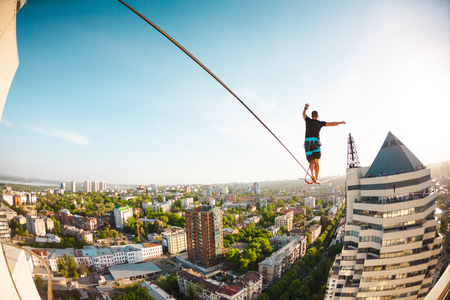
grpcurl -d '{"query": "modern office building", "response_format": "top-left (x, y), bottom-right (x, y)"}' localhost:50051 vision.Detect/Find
top-left (114, 206), bottom-right (133, 229)
top-left (71, 180), bottom-right (77, 192)
top-left (60, 182), bottom-right (65, 191)
top-left (185, 205), bottom-right (223, 268)
top-left (325, 132), bottom-right (442, 300)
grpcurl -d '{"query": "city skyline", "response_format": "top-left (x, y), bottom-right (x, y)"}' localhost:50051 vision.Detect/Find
top-left (0, 0), bottom-right (449, 185)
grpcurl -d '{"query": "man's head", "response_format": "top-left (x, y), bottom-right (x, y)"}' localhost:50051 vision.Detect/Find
top-left (312, 110), bottom-right (319, 119)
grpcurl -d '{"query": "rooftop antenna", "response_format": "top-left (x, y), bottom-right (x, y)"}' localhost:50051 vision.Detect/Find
top-left (347, 133), bottom-right (361, 169)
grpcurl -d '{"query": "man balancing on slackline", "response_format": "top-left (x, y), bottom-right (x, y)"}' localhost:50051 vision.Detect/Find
top-left (302, 103), bottom-right (346, 184)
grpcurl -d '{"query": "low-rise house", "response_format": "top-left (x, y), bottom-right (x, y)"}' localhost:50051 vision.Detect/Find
top-left (35, 233), bottom-right (61, 244)
top-left (223, 227), bottom-right (239, 236)
top-left (244, 216), bottom-right (260, 225)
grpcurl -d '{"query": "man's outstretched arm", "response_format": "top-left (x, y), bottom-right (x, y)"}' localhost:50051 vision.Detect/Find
top-left (326, 121), bottom-right (346, 127)
top-left (303, 103), bottom-right (309, 119)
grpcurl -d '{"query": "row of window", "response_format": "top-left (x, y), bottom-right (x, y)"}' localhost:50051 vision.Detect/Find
top-left (348, 174), bottom-right (431, 191)
top-left (360, 235), bottom-right (382, 244)
top-left (356, 290), bottom-right (418, 300)
top-left (379, 247), bottom-right (422, 259)
top-left (364, 257), bottom-right (429, 271)
top-left (353, 199), bottom-right (435, 219)
top-left (358, 189), bottom-right (430, 205)
top-left (359, 280), bottom-right (422, 292)
top-left (382, 234), bottom-right (422, 247)
top-left (361, 269), bottom-right (426, 282)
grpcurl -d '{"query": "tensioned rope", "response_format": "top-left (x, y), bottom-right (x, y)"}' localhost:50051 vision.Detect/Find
top-left (118, 0), bottom-right (313, 180)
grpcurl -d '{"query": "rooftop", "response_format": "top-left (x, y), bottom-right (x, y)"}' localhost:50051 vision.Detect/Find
top-left (365, 132), bottom-right (424, 177)
top-left (178, 269), bottom-right (222, 292)
top-left (108, 261), bottom-right (161, 280)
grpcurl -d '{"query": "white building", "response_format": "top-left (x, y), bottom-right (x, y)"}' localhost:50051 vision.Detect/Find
top-left (92, 181), bottom-right (100, 192)
top-left (100, 181), bottom-right (106, 191)
top-left (142, 201), bottom-right (153, 211)
top-left (161, 227), bottom-right (187, 254)
top-left (325, 132), bottom-right (442, 300)
top-left (305, 197), bottom-right (315, 208)
top-left (114, 206), bottom-right (133, 229)
top-left (139, 281), bottom-right (173, 300)
top-left (84, 180), bottom-right (91, 193)
top-left (71, 181), bottom-right (77, 192)
top-left (181, 197), bottom-right (193, 209)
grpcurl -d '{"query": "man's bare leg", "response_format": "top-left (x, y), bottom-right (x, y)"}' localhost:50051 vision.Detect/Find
top-left (314, 159), bottom-right (320, 183)
top-left (309, 159), bottom-right (315, 181)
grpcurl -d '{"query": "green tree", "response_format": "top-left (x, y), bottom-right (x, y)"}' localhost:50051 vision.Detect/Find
top-left (115, 284), bottom-right (152, 300)
top-left (188, 283), bottom-right (204, 299)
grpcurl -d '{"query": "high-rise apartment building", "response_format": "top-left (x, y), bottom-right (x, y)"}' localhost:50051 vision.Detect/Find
top-left (325, 132), bottom-right (442, 300)
top-left (0, 215), bottom-right (11, 242)
top-left (185, 205), bottom-right (223, 268)
top-left (84, 180), bottom-right (91, 193)
top-left (60, 182), bottom-right (65, 191)
top-left (253, 182), bottom-right (260, 194)
top-left (100, 181), bottom-right (106, 191)
top-left (92, 181), bottom-right (100, 192)
top-left (71, 181), bottom-right (76, 192)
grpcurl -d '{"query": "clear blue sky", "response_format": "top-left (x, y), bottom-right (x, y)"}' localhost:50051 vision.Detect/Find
top-left (1, 0), bottom-right (449, 185)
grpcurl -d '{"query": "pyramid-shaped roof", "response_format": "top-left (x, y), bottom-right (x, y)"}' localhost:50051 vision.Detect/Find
top-left (365, 132), bottom-right (424, 178)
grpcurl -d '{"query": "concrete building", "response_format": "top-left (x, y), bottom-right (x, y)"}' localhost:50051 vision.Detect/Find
top-left (113, 206), bottom-right (133, 229)
top-left (177, 269), bottom-right (223, 300)
top-left (100, 181), bottom-right (106, 191)
top-left (139, 281), bottom-right (173, 300)
top-left (84, 180), bottom-right (92, 193)
top-left (269, 235), bottom-right (306, 257)
top-left (185, 205), bottom-right (223, 268)
top-left (92, 181), bottom-right (100, 192)
top-left (0, 202), bottom-right (17, 221)
top-left (60, 208), bottom-right (73, 225)
top-left (161, 227), bottom-right (187, 254)
top-left (71, 180), bottom-right (77, 192)
top-left (26, 215), bottom-right (46, 237)
top-left (258, 239), bottom-right (301, 283)
top-left (274, 213), bottom-right (293, 231)
top-left (0, 214), bottom-right (11, 242)
top-left (325, 132), bottom-right (442, 300)
top-left (181, 197), bottom-right (193, 209)
top-left (305, 197), bottom-right (315, 208)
